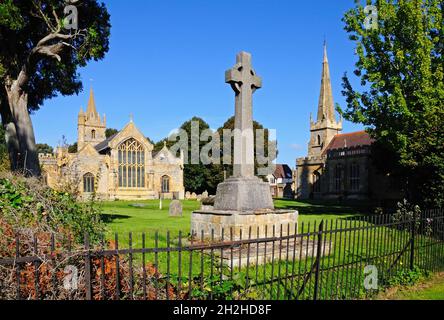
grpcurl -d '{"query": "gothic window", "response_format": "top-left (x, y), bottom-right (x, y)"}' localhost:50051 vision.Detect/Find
top-left (350, 163), bottom-right (360, 191)
top-left (334, 164), bottom-right (342, 192)
top-left (313, 171), bottom-right (321, 193)
top-left (162, 175), bottom-right (170, 193)
top-left (118, 138), bottom-right (145, 188)
top-left (91, 130), bottom-right (96, 139)
top-left (83, 173), bottom-right (95, 193)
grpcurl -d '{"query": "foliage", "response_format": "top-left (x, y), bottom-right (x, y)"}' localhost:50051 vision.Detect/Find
top-left (36, 143), bottom-right (54, 155)
top-left (105, 128), bottom-right (118, 139)
top-left (341, 0), bottom-right (444, 207)
top-left (217, 116), bottom-right (277, 179)
top-left (156, 115), bottom-right (276, 194)
top-left (0, 173), bottom-right (105, 244)
top-left (392, 199), bottom-right (421, 227)
top-left (0, 0), bottom-right (111, 174)
top-left (184, 275), bottom-right (260, 300)
top-left (0, 124), bottom-right (9, 171)
top-left (387, 266), bottom-right (428, 287)
top-left (68, 142), bottom-right (78, 154)
top-left (0, 0), bottom-right (111, 111)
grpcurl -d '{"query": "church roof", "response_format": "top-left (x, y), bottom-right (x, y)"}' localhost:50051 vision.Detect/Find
top-left (324, 131), bottom-right (373, 153)
top-left (95, 133), bottom-right (119, 153)
top-left (273, 164), bottom-right (293, 180)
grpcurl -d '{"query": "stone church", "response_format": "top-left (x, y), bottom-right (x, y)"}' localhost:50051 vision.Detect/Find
top-left (295, 45), bottom-right (400, 201)
top-left (40, 89), bottom-right (185, 200)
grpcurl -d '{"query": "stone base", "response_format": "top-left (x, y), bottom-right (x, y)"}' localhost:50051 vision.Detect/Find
top-left (191, 210), bottom-right (299, 241)
top-left (213, 177), bottom-right (274, 211)
top-left (219, 239), bottom-right (331, 268)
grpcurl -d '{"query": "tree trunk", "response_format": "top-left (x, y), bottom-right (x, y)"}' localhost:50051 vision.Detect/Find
top-left (0, 88), bottom-right (19, 171)
top-left (4, 84), bottom-right (41, 176)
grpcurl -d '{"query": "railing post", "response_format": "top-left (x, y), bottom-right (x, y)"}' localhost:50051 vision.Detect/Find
top-left (84, 233), bottom-right (92, 300)
top-left (313, 221), bottom-right (324, 301)
top-left (410, 215), bottom-right (416, 271)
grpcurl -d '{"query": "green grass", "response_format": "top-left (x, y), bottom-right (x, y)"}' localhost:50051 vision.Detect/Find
top-left (101, 199), bottom-right (367, 238)
top-left (379, 273), bottom-right (444, 300)
top-left (96, 199), bottom-right (443, 300)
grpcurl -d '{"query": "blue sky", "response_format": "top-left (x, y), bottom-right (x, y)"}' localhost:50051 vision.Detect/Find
top-left (32, 0), bottom-right (364, 167)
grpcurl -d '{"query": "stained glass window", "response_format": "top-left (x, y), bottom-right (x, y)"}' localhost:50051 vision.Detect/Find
top-left (118, 139), bottom-right (145, 188)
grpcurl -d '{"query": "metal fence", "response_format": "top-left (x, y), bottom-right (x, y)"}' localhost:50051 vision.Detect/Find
top-left (1, 209), bottom-right (443, 300)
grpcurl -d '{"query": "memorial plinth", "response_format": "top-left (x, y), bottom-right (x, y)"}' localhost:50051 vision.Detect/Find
top-left (191, 51), bottom-right (298, 241)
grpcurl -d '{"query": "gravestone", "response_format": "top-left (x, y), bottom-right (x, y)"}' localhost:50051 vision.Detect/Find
top-left (202, 190), bottom-right (209, 198)
top-left (191, 52), bottom-right (298, 241)
top-left (169, 200), bottom-right (183, 217)
top-left (185, 191), bottom-right (191, 199)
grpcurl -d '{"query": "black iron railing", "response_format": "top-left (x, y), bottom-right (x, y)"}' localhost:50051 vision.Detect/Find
top-left (0, 209), bottom-right (443, 300)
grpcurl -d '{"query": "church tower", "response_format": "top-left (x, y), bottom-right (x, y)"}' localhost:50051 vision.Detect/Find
top-left (308, 43), bottom-right (342, 157)
top-left (77, 88), bottom-right (106, 150)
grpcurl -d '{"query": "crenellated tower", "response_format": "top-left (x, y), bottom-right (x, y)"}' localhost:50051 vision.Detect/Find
top-left (308, 43), bottom-right (343, 158)
top-left (77, 88), bottom-right (106, 150)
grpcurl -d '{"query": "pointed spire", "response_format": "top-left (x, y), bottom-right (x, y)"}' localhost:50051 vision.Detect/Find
top-left (86, 88), bottom-right (98, 118)
top-left (317, 41), bottom-right (335, 123)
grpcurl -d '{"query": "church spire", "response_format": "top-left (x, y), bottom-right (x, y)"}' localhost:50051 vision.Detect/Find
top-left (317, 42), bottom-right (335, 123)
top-left (86, 88), bottom-right (99, 118)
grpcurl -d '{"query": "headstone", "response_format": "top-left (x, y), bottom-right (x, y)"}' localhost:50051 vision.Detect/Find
top-left (202, 190), bottom-right (209, 198)
top-left (191, 192), bottom-right (197, 200)
top-left (169, 200), bottom-right (183, 217)
top-left (185, 191), bottom-right (191, 199)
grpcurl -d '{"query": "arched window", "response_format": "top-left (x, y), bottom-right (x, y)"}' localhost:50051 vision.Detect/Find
top-left (118, 138), bottom-right (145, 188)
top-left (313, 171), bottom-right (321, 193)
top-left (83, 173), bottom-right (95, 193)
top-left (334, 164), bottom-right (342, 192)
top-left (162, 175), bottom-right (170, 193)
top-left (350, 163), bottom-right (360, 191)
top-left (91, 130), bottom-right (96, 139)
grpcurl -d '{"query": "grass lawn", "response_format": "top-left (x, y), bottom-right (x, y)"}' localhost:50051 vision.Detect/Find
top-left (97, 199), bottom-right (442, 299)
top-left (378, 273), bottom-right (444, 300)
top-left (101, 198), bottom-right (369, 239)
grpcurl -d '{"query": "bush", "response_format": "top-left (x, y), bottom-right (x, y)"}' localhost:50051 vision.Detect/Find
top-left (0, 173), bottom-right (105, 246)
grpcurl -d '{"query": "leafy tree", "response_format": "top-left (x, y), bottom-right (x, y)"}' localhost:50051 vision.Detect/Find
top-left (160, 116), bottom-right (276, 194)
top-left (217, 116), bottom-right (277, 179)
top-left (341, 0), bottom-right (444, 207)
top-left (105, 128), bottom-right (118, 139)
top-left (68, 142), bottom-right (78, 154)
top-left (0, 0), bottom-right (111, 176)
top-left (177, 117), bottom-right (223, 194)
top-left (36, 143), bottom-right (53, 155)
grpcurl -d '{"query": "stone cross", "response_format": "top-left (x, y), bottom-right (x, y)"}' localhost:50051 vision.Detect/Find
top-left (225, 52), bottom-right (262, 178)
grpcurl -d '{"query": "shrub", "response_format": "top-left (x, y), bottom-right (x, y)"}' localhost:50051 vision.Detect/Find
top-left (0, 172), bottom-right (105, 245)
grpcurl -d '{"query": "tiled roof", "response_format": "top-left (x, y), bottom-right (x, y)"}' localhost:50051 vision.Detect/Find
top-left (95, 133), bottom-right (119, 153)
top-left (324, 131), bottom-right (373, 154)
top-left (273, 164), bottom-right (293, 179)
